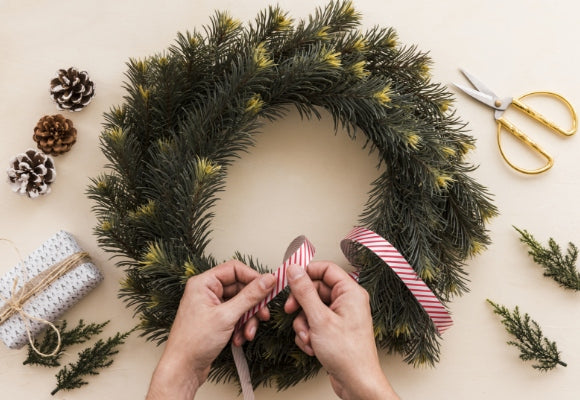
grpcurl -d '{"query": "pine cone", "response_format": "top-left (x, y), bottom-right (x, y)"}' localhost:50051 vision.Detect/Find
top-left (50, 67), bottom-right (95, 111)
top-left (6, 149), bottom-right (56, 198)
top-left (33, 114), bottom-right (77, 156)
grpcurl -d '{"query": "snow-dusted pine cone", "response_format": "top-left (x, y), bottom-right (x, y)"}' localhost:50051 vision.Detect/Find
top-left (7, 149), bottom-right (56, 198)
top-left (50, 67), bottom-right (95, 111)
top-left (33, 114), bottom-right (77, 155)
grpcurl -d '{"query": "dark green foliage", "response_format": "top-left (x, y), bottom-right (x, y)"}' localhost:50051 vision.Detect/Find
top-left (87, 0), bottom-right (496, 388)
top-left (23, 320), bottom-right (109, 367)
top-left (515, 227), bottom-right (580, 291)
top-left (51, 329), bottom-right (134, 396)
top-left (487, 300), bottom-right (566, 371)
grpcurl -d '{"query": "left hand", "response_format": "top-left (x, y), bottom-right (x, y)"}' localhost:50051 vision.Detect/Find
top-left (146, 260), bottom-right (276, 399)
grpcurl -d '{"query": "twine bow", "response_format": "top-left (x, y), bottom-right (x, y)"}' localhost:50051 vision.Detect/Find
top-left (0, 239), bottom-right (90, 357)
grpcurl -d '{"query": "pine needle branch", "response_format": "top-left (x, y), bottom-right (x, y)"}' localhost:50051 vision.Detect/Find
top-left (487, 299), bottom-right (566, 371)
top-left (515, 226), bottom-right (580, 291)
top-left (50, 328), bottom-right (134, 395)
top-left (23, 320), bottom-right (109, 367)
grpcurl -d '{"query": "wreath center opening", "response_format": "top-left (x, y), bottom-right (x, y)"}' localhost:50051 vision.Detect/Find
top-left (207, 108), bottom-right (382, 267)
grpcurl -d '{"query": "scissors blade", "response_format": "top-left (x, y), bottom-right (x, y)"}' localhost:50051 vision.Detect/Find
top-left (453, 83), bottom-right (498, 109)
top-left (459, 69), bottom-right (499, 97)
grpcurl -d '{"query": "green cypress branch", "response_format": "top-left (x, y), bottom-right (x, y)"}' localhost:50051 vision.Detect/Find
top-left (23, 320), bottom-right (109, 367)
top-left (515, 226), bottom-right (580, 291)
top-left (50, 328), bottom-right (134, 396)
top-left (487, 299), bottom-right (566, 371)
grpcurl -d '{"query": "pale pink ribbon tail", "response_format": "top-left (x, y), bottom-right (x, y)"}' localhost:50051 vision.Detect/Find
top-left (231, 343), bottom-right (255, 400)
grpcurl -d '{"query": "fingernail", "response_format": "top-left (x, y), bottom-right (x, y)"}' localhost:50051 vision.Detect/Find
top-left (298, 330), bottom-right (308, 341)
top-left (259, 274), bottom-right (274, 290)
top-left (233, 331), bottom-right (243, 346)
top-left (248, 325), bottom-right (256, 338)
top-left (287, 264), bottom-right (305, 281)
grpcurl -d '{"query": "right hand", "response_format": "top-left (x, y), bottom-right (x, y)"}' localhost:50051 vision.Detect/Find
top-left (284, 261), bottom-right (399, 400)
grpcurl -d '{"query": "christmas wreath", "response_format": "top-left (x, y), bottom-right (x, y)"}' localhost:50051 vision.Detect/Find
top-left (88, 1), bottom-right (497, 389)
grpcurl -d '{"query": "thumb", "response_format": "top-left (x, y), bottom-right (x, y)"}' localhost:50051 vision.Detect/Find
top-left (286, 264), bottom-right (326, 323)
top-left (225, 274), bottom-right (276, 321)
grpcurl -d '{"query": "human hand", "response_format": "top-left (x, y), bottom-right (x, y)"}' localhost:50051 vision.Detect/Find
top-left (147, 260), bottom-right (276, 399)
top-left (284, 261), bottom-right (399, 400)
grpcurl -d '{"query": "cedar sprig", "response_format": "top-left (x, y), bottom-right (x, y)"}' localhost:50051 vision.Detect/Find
top-left (23, 319), bottom-right (109, 367)
top-left (515, 227), bottom-right (580, 291)
top-left (487, 299), bottom-right (566, 371)
top-left (51, 328), bottom-right (134, 395)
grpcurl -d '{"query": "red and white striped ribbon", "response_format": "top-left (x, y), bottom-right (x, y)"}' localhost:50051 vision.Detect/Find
top-left (236, 235), bottom-right (315, 330)
top-left (340, 226), bottom-right (453, 333)
top-left (233, 235), bottom-right (315, 400)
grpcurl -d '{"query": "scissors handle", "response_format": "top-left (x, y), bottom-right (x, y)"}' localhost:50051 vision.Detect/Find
top-left (495, 91), bottom-right (577, 174)
top-left (496, 118), bottom-right (554, 175)
top-left (512, 91), bottom-right (578, 136)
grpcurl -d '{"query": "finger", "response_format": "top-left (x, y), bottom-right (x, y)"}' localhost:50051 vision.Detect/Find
top-left (292, 311), bottom-right (311, 346)
top-left (232, 329), bottom-right (245, 347)
top-left (224, 273), bottom-right (276, 320)
top-left (205, 279), bottom-right (264, 302)
top-left (256, 304), bottom-right (270, 321)
top-left (305, 261), bottom-right (354, 289)
top-left (193, 275), bottom-right (225, 301)
top-left (311, 280), bottom-right (333, 304)
top-left (222, 282), bottom-right (245, 299)
top-left (294, 333), bottom-right (314, 356)
top-left (286, 264), bottom-right (327, 324)
top-left (212, 260), bottom-right (262, 287)
top-left (243, 317), bottom-right (259, 341)
top-left (284, 292), bottom-right (299, 314)
top-left (284, 280), bottom-right (333, 314)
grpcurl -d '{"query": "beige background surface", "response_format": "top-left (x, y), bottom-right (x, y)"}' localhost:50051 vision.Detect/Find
top-left (1, 0), bottom-right (579, 398)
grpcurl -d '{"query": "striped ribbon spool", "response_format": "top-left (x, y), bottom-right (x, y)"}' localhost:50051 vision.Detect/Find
top-left (340, 226), bottom-right (453, 333)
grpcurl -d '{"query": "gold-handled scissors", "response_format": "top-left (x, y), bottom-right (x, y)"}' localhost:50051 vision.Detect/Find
top-left (454, 69), bottom-right (577, 174)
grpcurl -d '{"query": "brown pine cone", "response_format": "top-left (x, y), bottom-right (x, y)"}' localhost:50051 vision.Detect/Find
top-left (50, 67), bottom-right (95, 111)
top-left (33, 114), bottom-right (77, 155)
top-left (6, 149), bottom-right (56, 198)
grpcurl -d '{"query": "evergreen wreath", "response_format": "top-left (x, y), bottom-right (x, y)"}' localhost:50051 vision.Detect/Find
top-left (88, 1), bottom-right (497, 389)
